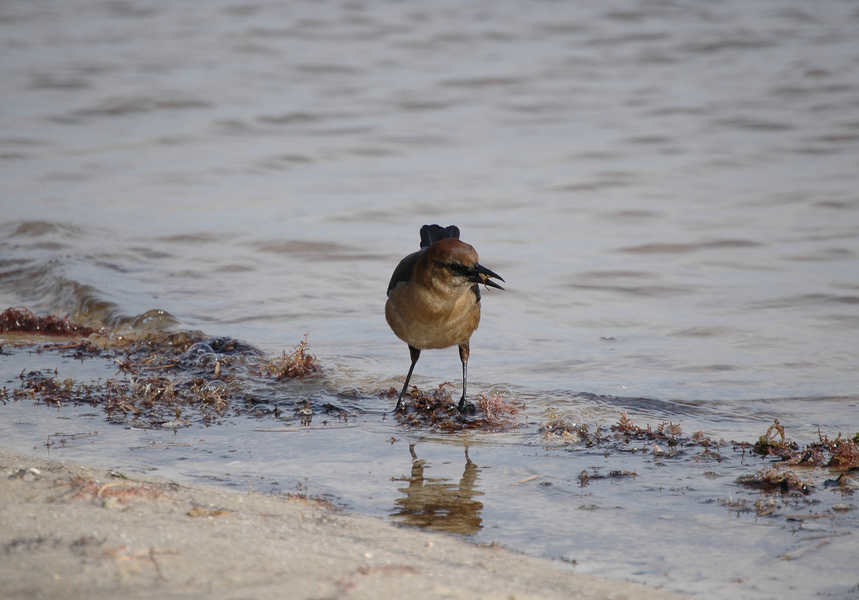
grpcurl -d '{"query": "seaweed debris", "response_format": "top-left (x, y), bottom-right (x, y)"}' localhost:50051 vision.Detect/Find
top-left (259, 334), bottom-right (321, 380)
top-left (735, 467), bottom-right (813, 494)
top-left (3, 311), bottom-right (322, 428)
top-left (752, 419), bottom-right (799, 458)
top-left (718, 495), bottom-right (796, 517)
top-left (753, 420), bottom-right (859, 471)
top-left (12, 367), bottom-right (237, 428)
top-left (541, 412), bottom-right (858, 499)
top-left (0, 307), bottom-right (94, 337)
top-left (578, 469), bottom-right (637, 487)
top-left (540, 410), bottom-right (712, 461)
top-left (736, 421), bottom-right (859, 495)
top-left (382, 383), bottom-right (522, 432)
top-left (819, 432), bottom-right (859, 470)
top-left (611, 410), bottom-right (683, 448)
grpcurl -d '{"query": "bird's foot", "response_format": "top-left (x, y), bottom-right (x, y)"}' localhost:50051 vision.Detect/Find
top-left (457, 396), bottom-right (475, 414)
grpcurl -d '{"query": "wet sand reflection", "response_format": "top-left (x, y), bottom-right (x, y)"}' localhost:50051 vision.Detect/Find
top-left (392, 444), bottom-right (484, 535)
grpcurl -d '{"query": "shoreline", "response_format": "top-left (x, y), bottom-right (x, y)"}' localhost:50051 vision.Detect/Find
top-left (1, 445), bottom-right (689, 600)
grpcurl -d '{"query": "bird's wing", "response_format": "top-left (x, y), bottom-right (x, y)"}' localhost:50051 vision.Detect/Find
top-left (419, 224), bottom-right (460, 248)
top-left (387, 249), bottom-right (424, 295)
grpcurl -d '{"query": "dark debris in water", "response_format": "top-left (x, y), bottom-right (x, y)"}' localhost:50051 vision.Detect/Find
top-left (380, 383), bottom-right (523, 432)
top-left (578, 469), bottom-right (637, 487)
top-left (736, 467), bottom-right (813, 494)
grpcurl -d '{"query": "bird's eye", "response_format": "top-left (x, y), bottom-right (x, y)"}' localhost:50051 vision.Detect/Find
top-left (446, 263), bottom-right (470, 276)
top-left (436, 261), bottom-right (469, 277)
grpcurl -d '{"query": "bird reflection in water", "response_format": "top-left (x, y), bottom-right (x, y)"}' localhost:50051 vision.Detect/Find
top-left (391, 444), bottom-right (484, 535)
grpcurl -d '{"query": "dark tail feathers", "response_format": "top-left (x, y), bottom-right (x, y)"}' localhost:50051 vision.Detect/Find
top-left (419, 224), bottom-right (460, 248)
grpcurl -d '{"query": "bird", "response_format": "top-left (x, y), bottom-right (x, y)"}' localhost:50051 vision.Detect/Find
top-left (385, 224), bottom-right (504, 413)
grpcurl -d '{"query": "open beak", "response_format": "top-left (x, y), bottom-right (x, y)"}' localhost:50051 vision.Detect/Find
top-left (469, 263), bottom-right (505, 290)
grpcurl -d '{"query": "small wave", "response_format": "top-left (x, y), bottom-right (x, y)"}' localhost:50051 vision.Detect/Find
top-left (70, 95), bottom-right (211, 118)
top-left (1, 220), bottom-right (90, 240)
top-left (618, 239), bottom-right (762, 254)
top-left (0, 254), bottom-right (177, 333)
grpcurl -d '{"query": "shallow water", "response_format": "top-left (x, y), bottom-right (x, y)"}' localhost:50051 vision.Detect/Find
top-left (2, 0), bottom-right (859, 598)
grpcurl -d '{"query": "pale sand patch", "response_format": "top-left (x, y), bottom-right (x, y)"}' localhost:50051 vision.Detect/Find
top-left (0, 446), bottom-right (689, 600)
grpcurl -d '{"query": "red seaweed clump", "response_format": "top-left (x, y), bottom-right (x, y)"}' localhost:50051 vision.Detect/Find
top-left (382, 383), bottom-right (522, 432)
top-left (0, 307), bottom-right (94, 337)
top-left (753, 419), bottom-right (799, 458)
top-left (737, 421), bottom-right (859, 495)
top-left (609, 410), bottom-right (683, 450)
top-left (259, 334), bottom-right (321, 381)
top-left (822, 433), bottom-right (859, 470)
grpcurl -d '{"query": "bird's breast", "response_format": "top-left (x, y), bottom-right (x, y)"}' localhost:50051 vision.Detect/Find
top-left (385, 284), bottom-right (481, 350)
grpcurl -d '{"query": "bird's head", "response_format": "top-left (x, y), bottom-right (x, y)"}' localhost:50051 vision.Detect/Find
top-left (421, 238), bottom-right (505, 292)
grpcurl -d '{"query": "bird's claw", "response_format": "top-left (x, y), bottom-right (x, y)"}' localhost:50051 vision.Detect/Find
top-left (457, 396), bottom-right (475, 414)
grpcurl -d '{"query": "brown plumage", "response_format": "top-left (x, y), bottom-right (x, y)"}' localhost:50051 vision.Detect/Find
top-left (386, 225), bottom-right (504, 412)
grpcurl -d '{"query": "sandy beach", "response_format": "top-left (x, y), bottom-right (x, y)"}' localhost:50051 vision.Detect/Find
top-left (1, 445), bottom-right (689, 600)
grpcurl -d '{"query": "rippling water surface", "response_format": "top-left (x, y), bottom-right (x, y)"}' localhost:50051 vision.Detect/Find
top-left (2, 1), bottom-right (859, 598)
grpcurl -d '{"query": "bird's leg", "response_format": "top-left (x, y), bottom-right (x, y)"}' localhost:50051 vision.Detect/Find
top-left (457, 342), bottom-right (473, 413)
top-left (396, 345), bottom-right (421, 412)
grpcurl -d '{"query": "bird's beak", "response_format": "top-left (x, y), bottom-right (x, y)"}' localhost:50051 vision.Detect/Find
top-left (469, 263), bottom-right (505, 290)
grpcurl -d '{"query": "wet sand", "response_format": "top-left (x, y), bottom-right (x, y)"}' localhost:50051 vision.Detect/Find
top-left (1, 445), bottom-right (688, 600)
